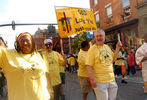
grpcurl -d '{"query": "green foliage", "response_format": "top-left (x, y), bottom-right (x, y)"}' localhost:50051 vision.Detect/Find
top-left (71, 32), bottom-right (89, 53)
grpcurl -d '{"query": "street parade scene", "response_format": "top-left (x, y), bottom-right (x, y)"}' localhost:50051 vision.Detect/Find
top-left (0, 0), bottom-right (147, 100)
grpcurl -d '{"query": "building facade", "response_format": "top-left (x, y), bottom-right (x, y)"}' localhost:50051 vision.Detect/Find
top-left (90, 0), bottom-right (146, 49)
top-left (33, 27), bottom-right (74, 54)
top-left (136, 0), bottom-right (147, 38)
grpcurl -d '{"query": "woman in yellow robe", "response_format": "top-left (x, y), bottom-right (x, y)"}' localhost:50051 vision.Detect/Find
top-left (0, 32), bottom-right (53, 100)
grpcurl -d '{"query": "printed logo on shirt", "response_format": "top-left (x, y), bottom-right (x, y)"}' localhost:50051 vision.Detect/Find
top-left (106, 48), bottom-right (109, 53)
top-left (83, 54), bottom-right (86, 57)
top-left (99, 50), bottom-right (112, 66)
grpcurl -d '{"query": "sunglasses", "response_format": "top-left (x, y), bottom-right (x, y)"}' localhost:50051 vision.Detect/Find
top-left (45, 43), bottom-right (53, 46)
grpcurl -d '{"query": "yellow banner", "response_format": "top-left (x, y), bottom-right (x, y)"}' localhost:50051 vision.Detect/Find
top-left (56, 8), bottom-right (97, 38)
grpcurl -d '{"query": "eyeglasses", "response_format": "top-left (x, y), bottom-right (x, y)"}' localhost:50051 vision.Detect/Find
top-left (45, 43), bottom-right (53, 46)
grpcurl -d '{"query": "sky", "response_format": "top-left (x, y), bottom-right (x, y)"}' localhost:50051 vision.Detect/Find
top-left (0, 0), bottom-right (90, 48)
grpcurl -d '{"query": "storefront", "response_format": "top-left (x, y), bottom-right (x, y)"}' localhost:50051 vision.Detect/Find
top-left (104, 18), bottom-right (140, 49)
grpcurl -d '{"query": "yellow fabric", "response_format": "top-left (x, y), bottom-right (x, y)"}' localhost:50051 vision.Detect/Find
top-left (42, 50), bottom-right (64, 86)
top-left (59, 65), bottom-right (65, 73)
top-left (68, 56), bottom-right (75, 66)
top-left (56, 8), bottom-right (97, 38)
top-left (77, 49), bottom-right (89, 77)
top-left (89, 42), bottom-right (93, 47)
top-left (85, 44), bottom-right (115, 83)
top-left (0, 47), bottom-right (51, 100)
top-left (115, 51), bottom-right (124, 66)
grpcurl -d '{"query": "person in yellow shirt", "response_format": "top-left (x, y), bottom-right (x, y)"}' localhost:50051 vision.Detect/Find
top-left (59, 52), bottom-right (66, 100)
top-left (115, 49), bottom-right (127, 84)
top-left (89, 37), bottom-right (95, 47)
top-left (42, 39), bottom-right (66, 100)
top-left (78, 41), bottom-right (92, 100)
top-left (68, 55), bottom-right (76, 73)
top-left (0, 32), bottom-right (53, 100)
top-left (59, 64), bottom-right (66, 100)
top-left (86, 29), bottom-right (122, 100)
top-left (0, 37), bottom-right (7, 98)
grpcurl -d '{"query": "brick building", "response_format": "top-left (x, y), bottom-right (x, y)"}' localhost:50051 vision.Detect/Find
top-left (33, 27), bottom-right (74, 54)
top-left (90, 0), bottom-right (147, 48)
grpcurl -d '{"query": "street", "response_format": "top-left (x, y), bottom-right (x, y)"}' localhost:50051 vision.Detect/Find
top-left (1, 69), bottom-right (147, 100)
top-left (64, 70), bottom-right (147, 100)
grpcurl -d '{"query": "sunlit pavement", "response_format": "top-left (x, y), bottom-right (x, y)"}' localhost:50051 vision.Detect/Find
top-left (1, 69), bottom-right (147, 100)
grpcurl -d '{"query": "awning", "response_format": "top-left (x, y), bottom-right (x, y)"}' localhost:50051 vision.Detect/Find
top-left (105, 18), bottom-right (138, 34)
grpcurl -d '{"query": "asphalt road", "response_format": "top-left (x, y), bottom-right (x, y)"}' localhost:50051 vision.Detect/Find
top-left (64, 70), bottom-right (147, 100)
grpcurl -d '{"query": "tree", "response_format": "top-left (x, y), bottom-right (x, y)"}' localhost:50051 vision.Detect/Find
top-left (47, 25), bottom-right (57, 37)
top-left (71, 32), bottom-right (89, 53)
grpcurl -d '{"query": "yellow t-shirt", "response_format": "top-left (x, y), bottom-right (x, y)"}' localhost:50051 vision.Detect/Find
top-left (68, 56), bottom-right (75, 66)
top-left (0, 47), bottom-right (50, 100)
top-left (42, 50), bottom-right (64, 86)
top-left (59, 65), bottom-right (65, 73)
top-left (85, 44), bottom-right (115, 83)
top-left (89, 42), bottom-right (93, 47)
top-left (77, 49), bottom-right (89, 77)
top-left (115, 51), bottom-right (124, 66)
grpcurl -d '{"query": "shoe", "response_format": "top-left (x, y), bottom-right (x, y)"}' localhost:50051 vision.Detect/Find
top-left (115, 75), bottom-right (121, 79)
top-left (123, 76), bottom-right (128, 79)
top-left (121, 80), bottom-right (127, 84)
top-left (143, 87), bottom-right (147, 93)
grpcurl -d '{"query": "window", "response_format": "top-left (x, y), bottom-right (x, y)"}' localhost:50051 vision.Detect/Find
top-left (106, 6), bottom-right (112, 23)
top-left (122, 0), bottom-right (131, 17)
top-left (122, 0), bottom-right (130, 8)
top-left (95, 13), bottom-right (100, 27)
top-left (93, 0), bottom-right (98, 6)
top-left (106, 6), bottom-right (112, 18)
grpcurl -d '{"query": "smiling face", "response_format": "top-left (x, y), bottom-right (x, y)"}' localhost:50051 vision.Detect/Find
top-left (95, 31), bottom-right (105, 45)
top-left (18, 36), bottom-right (33, 54)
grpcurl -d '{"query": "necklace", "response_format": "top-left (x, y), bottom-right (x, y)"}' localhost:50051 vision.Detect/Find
top-left (18, 52), bottom-right (43, 80)
top-left (96, 45), bottom-right (112, 64)
top-left (18, 52), bottom-right (39, 70)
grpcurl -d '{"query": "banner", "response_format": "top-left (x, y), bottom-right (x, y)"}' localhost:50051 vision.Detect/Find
top-left (56, 8), bottom-right (97, 38)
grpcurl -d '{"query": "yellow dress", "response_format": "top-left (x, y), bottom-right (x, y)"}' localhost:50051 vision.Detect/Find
top-left (0, 47), bottom-right (51, 100)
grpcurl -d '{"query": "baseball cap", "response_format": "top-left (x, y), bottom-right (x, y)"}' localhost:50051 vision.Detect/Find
top-left (44, 39), bottom-right (52, 44)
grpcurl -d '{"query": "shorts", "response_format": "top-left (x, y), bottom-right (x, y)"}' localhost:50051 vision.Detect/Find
top-left (78, 76), bottom-right (92, 93)
top-left (60, 73), bottom-right (65, 84)
top-left (53, 84), bottom-right (61, 100)
top-left (94, 81), bottom-right (118, 100)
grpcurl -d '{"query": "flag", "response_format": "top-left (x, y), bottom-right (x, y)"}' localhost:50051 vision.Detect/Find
top-left (55, 8), bottom-right (97, 38)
